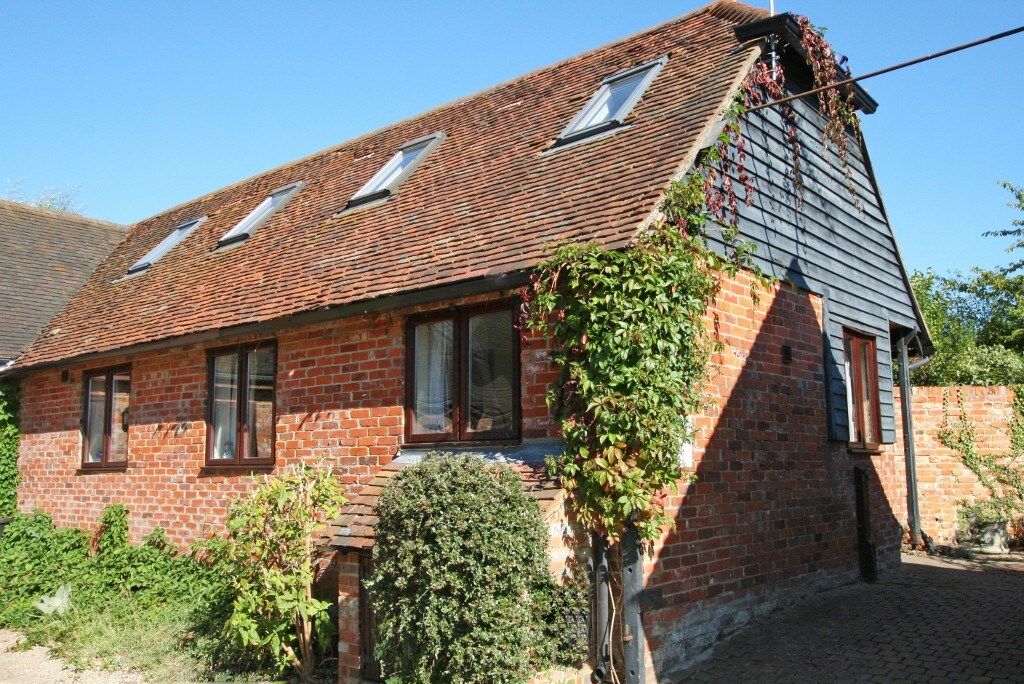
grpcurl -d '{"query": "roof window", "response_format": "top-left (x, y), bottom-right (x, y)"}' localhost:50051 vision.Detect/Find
top-left (555, 56), bottom-right (667, 146)
top-left (347, 133), bottom-right (445, 209)
top-left (218, 181), bottom-right (303, 247)
top-left (127, 216), bottom-right (206, 274)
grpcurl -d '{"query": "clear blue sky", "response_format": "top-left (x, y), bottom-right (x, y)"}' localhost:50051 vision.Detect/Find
top-left (3, 1), bottom-right (1022, 276)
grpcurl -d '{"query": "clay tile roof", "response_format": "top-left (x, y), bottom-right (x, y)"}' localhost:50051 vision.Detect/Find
top-left (0, 201), bottom-right (127, 361)
top-left (328, 458), bottom-right (563, 550)
top-left (12, 0), bottom-right (767, 372)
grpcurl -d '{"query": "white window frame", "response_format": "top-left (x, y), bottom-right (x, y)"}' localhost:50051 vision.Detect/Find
top-left (218, 181), bottom-right (304, 247)
top-left (127, 216), bottom-right (206, 275)
top-left (347, 132), bottom-right (446, 209)
top-left (555, 56), bottom-right (668, 146)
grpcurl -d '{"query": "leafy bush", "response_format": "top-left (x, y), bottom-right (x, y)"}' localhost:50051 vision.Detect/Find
top-left (221, 461), bottom-right (346, 681)
top-left (0, 506), bottom-right (241, 680)
top-left (370, 453), bottom-right (580, 683)
top-left (0, 380), bottom-right (19, 518)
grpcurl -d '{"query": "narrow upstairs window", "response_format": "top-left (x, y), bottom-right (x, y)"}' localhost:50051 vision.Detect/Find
top-left (555, 56), bottom-right (667, 146)
top-left (844, 329), bottom-right (881, 450)
top-left (127, 217), bottom-right (206, 274)
top-left (347, 133), bottom-right (445, 209)
top-left (218, 181), bottom-right (303, 247)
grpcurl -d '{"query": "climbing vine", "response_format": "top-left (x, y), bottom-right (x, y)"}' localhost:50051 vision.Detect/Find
top-left (796, 16), bottom-right (862, 200)
top-left (939, 387), bottom-right (1024, 529)
top-left (523, 25), bottom-right (863, 543)
top-left (0, 381), bottom-right (19, 519)
top-left (523, 101), bottom-right (773, 543)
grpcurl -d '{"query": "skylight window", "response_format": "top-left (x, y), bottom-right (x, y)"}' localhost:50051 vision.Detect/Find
top-left (347, 132), bottom-right (445, 209)
top-left (127, 216), bottom-right (206, 274)
top-left (218, 182), bottom-right (304, 247)
top-left (555, 56), bottom-right (668, 146)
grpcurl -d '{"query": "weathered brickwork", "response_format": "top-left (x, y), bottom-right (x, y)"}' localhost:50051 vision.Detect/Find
top-left (16, 291), bottom-right (553, 548)
top-left (894, 385), bottom-right (1017, 545)
top-left (641, 271), bottom-right (905, 679)
top-left (17, 274), bottom-right (907, 683)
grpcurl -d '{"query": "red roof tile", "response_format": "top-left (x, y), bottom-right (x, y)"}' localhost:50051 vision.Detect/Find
top-left (13, 0), bottom-right (767, 371)
top-left (328, 458), bottom-right (563, 550)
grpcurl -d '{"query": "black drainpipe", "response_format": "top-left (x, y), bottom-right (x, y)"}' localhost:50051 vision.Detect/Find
top-left (897, 331), bottom-right (931, 548)
top-left (592, 533), bottom-right (610, 682)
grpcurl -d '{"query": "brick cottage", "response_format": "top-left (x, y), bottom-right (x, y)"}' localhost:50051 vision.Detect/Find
top-left (7, 2), bottom-right (932, 681)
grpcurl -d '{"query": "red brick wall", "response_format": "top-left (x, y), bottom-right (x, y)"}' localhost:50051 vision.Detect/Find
top-left (894, 385), bottom-right (1017, 545)
top-left (17, 275), bottom-right (907, 682)
top-left (641, 271), bottom-right (905, 679)
top-left (16, 291), bottom-right (554, 548)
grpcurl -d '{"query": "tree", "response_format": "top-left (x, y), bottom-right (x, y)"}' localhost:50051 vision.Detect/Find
top-left (3, 178), bottom-right (83, 215)
top-left (983, 181), bottom-right (1024, 275)
top-left (910, 269), bottom-right (1024, 386)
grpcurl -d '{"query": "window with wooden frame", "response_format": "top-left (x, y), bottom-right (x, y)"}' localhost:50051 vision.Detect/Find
top-left (843, 329), bottom-right (881, 450)
top-left (81, 366), bottom-right (131, 468)
top-left (206, 342), bottom-right (277, 466)
top-left (405, 304), bottom-right (520, 444)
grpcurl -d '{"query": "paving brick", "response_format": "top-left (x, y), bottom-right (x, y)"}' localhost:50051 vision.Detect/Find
top-left (676, 554), bottom-right (1024, 683)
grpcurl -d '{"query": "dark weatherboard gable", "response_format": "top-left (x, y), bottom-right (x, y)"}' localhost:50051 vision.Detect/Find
top-left (718, 89), bottom-right (920, 444)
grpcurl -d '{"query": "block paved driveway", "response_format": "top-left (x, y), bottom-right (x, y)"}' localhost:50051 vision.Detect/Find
top-left (676, 553), bottom-right (1024, 683)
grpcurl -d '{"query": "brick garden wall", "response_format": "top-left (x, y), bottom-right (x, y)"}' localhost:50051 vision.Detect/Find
top-left (894, 385), bottom-right (1017, 545)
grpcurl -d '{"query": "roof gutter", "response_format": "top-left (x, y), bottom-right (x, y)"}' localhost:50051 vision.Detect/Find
top-left (2, 269), bottom-right (531, 378)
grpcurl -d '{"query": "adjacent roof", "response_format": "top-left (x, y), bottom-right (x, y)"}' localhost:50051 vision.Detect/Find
top-left (0, 201), bottom-right (126, 361)
top-left (329, 455), bottom-right (563, 550)
top-left (13, 0), bottom-right (768, 372)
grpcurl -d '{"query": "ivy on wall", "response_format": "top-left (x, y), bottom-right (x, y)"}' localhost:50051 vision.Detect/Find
top-left (522, 21), bottom-right (863, 544)
top-left (0, 381), bottom-right (19, 519)
top-left (939, 387), bottom-right (1024, 529)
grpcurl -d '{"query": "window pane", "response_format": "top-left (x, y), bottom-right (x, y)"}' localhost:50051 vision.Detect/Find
top-left (85, 375), bottom-right (107, 463)
top-left (575, 70), bottom-right (648, 131)
top-left (211, 354), bottom-right (239, 459)
top-left (844, 337), bottom-right (860, 443)
top-left (858, 342), bottom-right (877, 444)
top-left (108, 372), bottom-right (130, 463)
top-left (467, 310), bottom-right (514, 433)
top-left (129, 219), bottom-right (201, 273)
top-left (359, 143), bottom-right (429, 197)
top-left (412, 320), bottom-right (454, 435)
top-left (246, 348), bottom-right (275, 460)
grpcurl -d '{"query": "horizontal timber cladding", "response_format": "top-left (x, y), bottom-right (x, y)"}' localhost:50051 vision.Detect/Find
top-left (707, 86), bottom-right (919, 445)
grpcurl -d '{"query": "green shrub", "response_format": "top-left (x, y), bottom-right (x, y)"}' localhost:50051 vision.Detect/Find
top-left (221, 461), bottom-right (346, 682)
top-left (0, 506), bottom-right (241, 680)
top-left (0, 380), bottom-right (19, 518)
top-left (370, 453), bottom-right (577, 683)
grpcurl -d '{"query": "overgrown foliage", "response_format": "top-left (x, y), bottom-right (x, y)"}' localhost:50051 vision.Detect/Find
top-left (796, 16), bottom-right (860, 197)
top-left (984, 181), bottom-right (1024, 276)
top-left (0, 506), bottom-right (241, 681)
top-left (523, 100), bottom-right (777, 543)
top-left (522, 19), bottom-right (864, 544)
top-left (4, 177), bottom-right (84, 215)
top-left (911, 269), bottom-right (1024, 385)
top-left (222, 461), bottom-right (346, 682)
top-left (370, 453), bottom-right (585, 683)
top-left (0, 380), bottom-right (19, 518)
top-left (0, 467), bottom-right (346, 681)
top-left (939, 388), bottom-right (1024, 532)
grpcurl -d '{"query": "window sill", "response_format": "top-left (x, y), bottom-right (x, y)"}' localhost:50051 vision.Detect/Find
top-left (847, 445), bottom-right (883, 456)
top-left (403, 439), bottom-right (521, 450)
top-left (199, 463), bottom-right (275, 477)
top-left (76, 464), bottom-right (129, 474)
